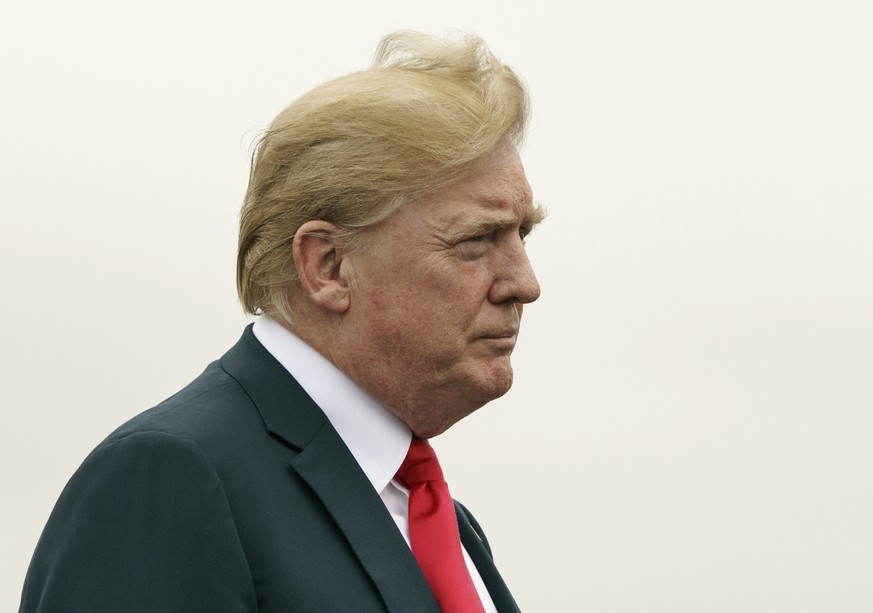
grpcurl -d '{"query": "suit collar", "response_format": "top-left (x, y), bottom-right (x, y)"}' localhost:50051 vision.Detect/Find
top-left (251, 315), bottom-right (412, 493)
top-left (220, 324), bottom-right (327, 450)
top-left (219, 325), bottom-right (440, 612)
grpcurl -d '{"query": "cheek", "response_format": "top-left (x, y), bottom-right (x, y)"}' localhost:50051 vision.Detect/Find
top-left (381, 296), bottom-right (471, 360)
top-left (358, 259), bottom-right (489, 344)
top-left (361, 285), bottom-right (434, 340)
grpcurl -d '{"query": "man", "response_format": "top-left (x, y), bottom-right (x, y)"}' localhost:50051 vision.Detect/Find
top-left (20, 31), bottom-right (543, 612)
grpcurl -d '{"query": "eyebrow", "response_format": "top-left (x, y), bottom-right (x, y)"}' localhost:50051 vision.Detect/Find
top-left (528, 201), bottom-right (548, 227)
top-left (455, 200), bottom-right (547, 235)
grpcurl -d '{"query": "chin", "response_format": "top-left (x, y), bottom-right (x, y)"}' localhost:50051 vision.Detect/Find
top-left (408, 360), bottom-right (516, 438)
top-left (471, 361), bottom-right (515, 403)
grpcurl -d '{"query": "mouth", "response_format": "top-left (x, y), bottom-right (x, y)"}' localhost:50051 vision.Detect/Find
top-left (477, 330), bottom-right (519, 348)
top-left (479, 328), bottom-right (518, 339)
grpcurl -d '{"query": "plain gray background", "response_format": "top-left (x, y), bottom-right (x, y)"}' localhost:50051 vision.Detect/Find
top-left (2, 1), bottom-right (871, 611)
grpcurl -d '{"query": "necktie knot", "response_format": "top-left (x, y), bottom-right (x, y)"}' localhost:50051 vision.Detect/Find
top-left (394, 436), bottom-right (486, 613)
top-left (396, 437), bottom-right (445, 485)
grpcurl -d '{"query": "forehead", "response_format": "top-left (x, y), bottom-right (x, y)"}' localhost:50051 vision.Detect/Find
top-left (423, 142), bottom-right (534, 222)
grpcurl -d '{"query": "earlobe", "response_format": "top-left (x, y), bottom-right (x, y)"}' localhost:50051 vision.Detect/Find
top-left (292, 221), bottom-right (351, 314)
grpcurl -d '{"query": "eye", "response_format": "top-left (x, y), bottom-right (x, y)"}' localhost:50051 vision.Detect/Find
top-left (455, 233), bottom-right (492, 260)
top-left (463, 229), bottom-right (500, 244)
top-left (518, 226), bottom-right (531, 244)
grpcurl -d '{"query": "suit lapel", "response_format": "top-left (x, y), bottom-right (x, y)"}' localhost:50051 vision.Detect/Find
top-left (292, 424), bottom-right (440, 612)
top-left (221, 326), bottom-right (440, 613)
top-left (457, 504), bottom-right (522, 613)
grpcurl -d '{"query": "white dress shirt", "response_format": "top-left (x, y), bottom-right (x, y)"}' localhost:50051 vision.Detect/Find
top-left (253, 316), bottom-right (498, 612)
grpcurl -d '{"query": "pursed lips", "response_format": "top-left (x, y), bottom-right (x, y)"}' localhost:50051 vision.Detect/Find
top-left (476, 329), bottom-right (519, 342)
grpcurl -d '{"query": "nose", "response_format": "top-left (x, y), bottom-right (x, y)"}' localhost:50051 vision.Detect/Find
top-left (488, 239), bottom-right (541, 305)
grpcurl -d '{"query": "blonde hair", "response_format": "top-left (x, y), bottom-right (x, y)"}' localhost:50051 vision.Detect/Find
top-left (237, 31), bottom-right (530, 323)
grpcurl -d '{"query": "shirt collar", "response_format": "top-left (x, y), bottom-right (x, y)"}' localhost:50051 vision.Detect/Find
top-left (252, 315), bottom-right (411, 494)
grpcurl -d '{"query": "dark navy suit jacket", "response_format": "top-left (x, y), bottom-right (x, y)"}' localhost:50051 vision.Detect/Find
top-left (20, 326), bottom-right (521, 612)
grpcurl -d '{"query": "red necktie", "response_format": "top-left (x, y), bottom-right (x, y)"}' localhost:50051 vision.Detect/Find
top-left (396, 437), bottom-right (487, 613)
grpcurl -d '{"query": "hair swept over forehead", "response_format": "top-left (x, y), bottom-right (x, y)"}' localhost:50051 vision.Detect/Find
top-left (237, 31), bottom-right (530, 323)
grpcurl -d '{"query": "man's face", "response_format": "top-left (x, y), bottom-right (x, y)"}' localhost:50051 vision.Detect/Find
top-left (337, 141), bottom-right (543, 438)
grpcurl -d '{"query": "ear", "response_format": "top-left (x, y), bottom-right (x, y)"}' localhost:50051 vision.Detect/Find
top-left (292, 220), bottom-right (351, 314)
